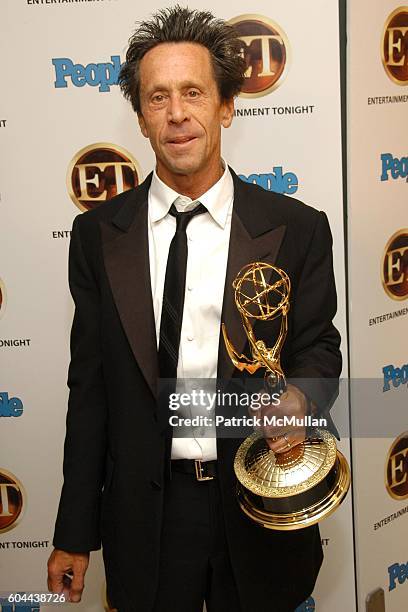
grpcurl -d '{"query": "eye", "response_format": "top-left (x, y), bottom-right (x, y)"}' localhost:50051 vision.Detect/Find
top-left (151, 93), bottom-right (166, 104)
top-left (187, 89), bottom-right (200, 98)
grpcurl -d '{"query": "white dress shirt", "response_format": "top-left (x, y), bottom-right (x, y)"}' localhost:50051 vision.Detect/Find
top-left (148, 162), bottom-right (234, 460)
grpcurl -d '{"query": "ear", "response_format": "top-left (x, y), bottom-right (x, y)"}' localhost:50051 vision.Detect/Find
top-left (220, 98), bottom-right (234, 128)
top-left (137, 112), bottom-right (149, 138)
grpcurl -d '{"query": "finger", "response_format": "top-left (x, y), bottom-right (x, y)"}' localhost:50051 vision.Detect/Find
top-left (261, 417), bottom-right (297, 439)
top-left (268, 431), bottom-right (306, 453)
top-left (265, 425), bottom-right (305, 438)
top-left (47, 577), bottom-right (64, 594)
top-left (69, 562), bottom-right (87, 603)
top-left (262, 424), bottom-right (287, 438)
top-left (47, 562), bottom-right (65, 593)
top-left (267, 437), bottom-right (290, 453)
top-left (62, 575), bottom-right (72, 602)
top-left (69, 575), bottom-right (85, 602)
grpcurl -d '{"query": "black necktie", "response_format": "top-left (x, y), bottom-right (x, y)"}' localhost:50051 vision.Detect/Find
top-left (158, 201), bottom-right (207, 382)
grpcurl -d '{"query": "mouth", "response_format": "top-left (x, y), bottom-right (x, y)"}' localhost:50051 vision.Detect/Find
top-left (166, 136), bottom-right (198, 149)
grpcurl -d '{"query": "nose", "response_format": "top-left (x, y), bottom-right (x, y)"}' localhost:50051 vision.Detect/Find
top-left (167, 93), bottom-right (189, 124)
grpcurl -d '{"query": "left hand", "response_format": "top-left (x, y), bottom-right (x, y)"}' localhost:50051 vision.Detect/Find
top-left (250, 383), bottom-right (308, 454)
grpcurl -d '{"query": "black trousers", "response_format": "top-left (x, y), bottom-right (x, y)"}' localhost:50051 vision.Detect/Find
top-left (152, 468), bottom-right (242, 612)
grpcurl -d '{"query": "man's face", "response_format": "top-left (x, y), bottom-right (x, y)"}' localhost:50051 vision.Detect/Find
top-left (138, 42), bottom-right (234, 182)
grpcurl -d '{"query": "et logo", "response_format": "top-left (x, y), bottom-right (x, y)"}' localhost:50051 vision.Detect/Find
top-left (239, 167), bottom-right (298, 195)
top-left (0, 392), bottom-right (24, 417)
top-left (67, 143), bottom-right (142, 212)
top-left (382, 7), bottom-right (408, 85)
top-left (388, 560), bottom-right (408, 591)
top-left (0, 468), bottom-right (25, 534)
top-left (385, 432), bottom-right (408, 501)
top-left (229, 14), bottom-right (290, 97)
top-left (382, 230), bottom-right (408, 300)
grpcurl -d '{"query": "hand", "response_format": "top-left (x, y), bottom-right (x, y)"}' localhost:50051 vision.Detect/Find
top-left (47, 548), bottom-right (89, 603)
top-left (251, 383), bottom-right (308, 454)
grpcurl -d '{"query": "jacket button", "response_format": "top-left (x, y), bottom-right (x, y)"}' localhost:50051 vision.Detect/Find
top-left (150, 480), bottom-right (162, 490)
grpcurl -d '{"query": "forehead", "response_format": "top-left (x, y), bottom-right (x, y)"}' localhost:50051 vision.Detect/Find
top-left (139, 42), bottom-right (216, 90)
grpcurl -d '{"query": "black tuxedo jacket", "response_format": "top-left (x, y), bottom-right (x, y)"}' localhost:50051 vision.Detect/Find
top-left (53, 169), bottom-right (342, 612)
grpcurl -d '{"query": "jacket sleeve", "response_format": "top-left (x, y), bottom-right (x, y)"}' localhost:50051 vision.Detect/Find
top-left (285, 211), bottom-right (342, 437)
top-left (53, 214), bottom-right (107, 552)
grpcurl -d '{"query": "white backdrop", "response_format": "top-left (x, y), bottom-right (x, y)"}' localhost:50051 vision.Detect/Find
top-left (0, 1), bottom-right (354, 610)
top-left (348, 2), bottom-right (408, 611)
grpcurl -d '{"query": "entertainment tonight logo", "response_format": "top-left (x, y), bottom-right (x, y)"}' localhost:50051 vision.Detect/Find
top-left (385, 433), bottom-right (408, 501)
top-left (382, 230), bottom-right (408, 300)
top-left (0, 469), bottom-right (25, 534)
top-left (66, 143), bottom-right (142, 212)
top-left (229, 14), bottom-right (290, 97)
top-left (382, 7), bottom-right (408, 85)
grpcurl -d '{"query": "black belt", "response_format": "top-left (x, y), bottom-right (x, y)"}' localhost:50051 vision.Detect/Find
top-left (171, 459), bottom-right (217, 481)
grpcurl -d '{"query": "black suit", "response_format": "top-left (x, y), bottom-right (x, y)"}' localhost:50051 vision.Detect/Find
top-left (53, 169), bottom-right (342, 612)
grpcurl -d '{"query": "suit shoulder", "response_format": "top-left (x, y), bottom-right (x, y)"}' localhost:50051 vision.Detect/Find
top-left (72, 177), bottom-right (150, 230)
top-left (73, 189), bottom-right (135, 227)
top-left (237, 176), bottom-right (321, 228)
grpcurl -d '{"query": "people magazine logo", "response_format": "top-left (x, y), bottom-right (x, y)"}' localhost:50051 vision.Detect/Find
top-left (382, 7), bottom-right (408, 85)
top-left (52, 55), bottom-right (122, 93)
top-left (385, 432), bottom-right (408, 501)
top-left (67, 143), bottom-right (142, 212)
top-left (229, 14), bottom-right (290, 97)
top-left (239, 167), bottom-right (299, 195)
top-left (0, 393), bottom-right (24, 418)
top-left (382, 230), bottom-right (408, 300)
top-left (380, 153), bottom-right (408, 182)
top-left (388, 559), bottom-right (408, 592)
top-left (0, 469), bottom-right (25, 534)
top-left (0, 278), bottom-right (6, 319)
top-left (383, 362), bottom-right (408, 392)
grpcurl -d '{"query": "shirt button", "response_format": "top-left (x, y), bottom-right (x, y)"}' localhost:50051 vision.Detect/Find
top-left (187, 285), bottom-right (193, 291)
top-left (187, 335), bottom-right (194, 342)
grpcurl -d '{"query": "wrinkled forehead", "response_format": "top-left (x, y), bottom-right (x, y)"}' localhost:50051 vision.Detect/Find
top-left (139, 42), bottom-right (217, 93)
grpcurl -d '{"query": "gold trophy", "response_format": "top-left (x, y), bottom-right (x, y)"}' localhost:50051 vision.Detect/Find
top-left (221, 262), bottom-right (350, 530)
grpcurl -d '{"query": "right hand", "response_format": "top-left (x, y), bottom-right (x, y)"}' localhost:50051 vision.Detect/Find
top-left (47, 548), bottom-right (89, 603)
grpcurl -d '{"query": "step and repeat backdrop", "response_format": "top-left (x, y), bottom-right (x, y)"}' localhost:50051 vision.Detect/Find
top-left (348, 2), bottom-right (408, 612)
top-left (5, 0), bottom-right (406, 610)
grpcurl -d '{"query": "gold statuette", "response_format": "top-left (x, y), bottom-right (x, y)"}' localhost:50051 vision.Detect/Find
top-left (222, 262), bottom-right (350, 530)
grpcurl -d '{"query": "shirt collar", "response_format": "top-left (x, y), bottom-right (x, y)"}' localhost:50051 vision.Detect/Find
top-left (149, 160), bottom-right (233, 229)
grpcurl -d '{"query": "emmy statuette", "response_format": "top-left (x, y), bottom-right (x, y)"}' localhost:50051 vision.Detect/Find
top-left (222, 262), bottom-right (350, 530)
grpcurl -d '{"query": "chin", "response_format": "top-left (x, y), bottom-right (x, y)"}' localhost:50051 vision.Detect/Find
top-left (167, 159), bottom-right (202, 176)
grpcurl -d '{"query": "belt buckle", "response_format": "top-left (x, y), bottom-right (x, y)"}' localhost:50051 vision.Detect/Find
top-left (194, 459), bottom-right (214, 482)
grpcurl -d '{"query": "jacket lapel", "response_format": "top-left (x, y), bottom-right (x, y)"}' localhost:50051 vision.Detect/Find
top-left (100, 169), bottom-right (287, 394)
top-left (101, 174), bottom-right (158, 398)
top-left (217, 171), bottom-right (287, 381)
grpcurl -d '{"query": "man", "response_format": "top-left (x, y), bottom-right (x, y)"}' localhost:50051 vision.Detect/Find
top-left (47, 7), bottom-right (341, 612)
